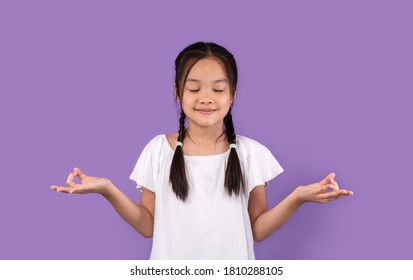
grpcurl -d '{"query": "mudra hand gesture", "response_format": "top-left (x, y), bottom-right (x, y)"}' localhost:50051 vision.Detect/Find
top-left (295, 173), bottom-right (353, 204)
top-left (50, 168), bottom-right (113, 195)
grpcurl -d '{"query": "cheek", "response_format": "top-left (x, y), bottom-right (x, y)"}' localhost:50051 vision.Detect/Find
top-left (218, 96), bottom-right (233, 106)
top-left (180, 98), bottom-right (196, 114)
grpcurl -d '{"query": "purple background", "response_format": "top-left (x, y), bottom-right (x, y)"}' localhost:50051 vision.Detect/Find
top-left (1, 0), bottom-right (412, 259)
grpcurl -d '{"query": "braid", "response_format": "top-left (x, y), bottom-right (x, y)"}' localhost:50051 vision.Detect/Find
top-left (169, 110), bottom-right (189, 201)
top-left (224, 111), bottom-right (236, 144)
top-left (224, 110), bottom-right (244, 196)
top-left (178, 110), bottom-right (186, 142)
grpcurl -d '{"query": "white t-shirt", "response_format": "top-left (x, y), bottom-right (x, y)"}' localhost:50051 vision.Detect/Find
top-left (129, 134), bottom-right (283, 260)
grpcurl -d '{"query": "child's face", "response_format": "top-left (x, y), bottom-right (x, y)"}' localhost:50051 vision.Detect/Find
top-left (180, 57), bottom-right (234, 131)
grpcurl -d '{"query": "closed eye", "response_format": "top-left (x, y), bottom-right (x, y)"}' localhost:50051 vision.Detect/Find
top-left (187, 89), bottom-right (224, 93)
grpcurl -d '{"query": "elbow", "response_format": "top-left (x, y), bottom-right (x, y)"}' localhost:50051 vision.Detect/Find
top-left (252, 229), bottom-right (267, 242)
top-left (253, 234), bottom-right (266, 243)
top-left (133, 222), bottom-right (153, 239)
top-left (254, 237), bottom-right (263, 242)
top-left (140, 224), bottom-right (154, 238)
top-left (138, 228), bottom-right (153, 239)
top-left (142, 232), bottom-right (153, 239)
top-left (135, 210), bottom-right (154, 238)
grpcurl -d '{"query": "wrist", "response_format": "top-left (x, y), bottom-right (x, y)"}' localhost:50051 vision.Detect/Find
top-left (291, 186), bottom-right (306, 206)
top-left (100, 180), bottom-right (117, 198)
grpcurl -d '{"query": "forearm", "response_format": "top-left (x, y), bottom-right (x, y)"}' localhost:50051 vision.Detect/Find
top-left (101, 185), bottom-right (154, 238)
top-left (252, 189), bottom-right (302, 242)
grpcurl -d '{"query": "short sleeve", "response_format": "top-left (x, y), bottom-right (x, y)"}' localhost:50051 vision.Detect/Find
top-left (129, 136), bottom-right (163, 193)
top-left (237, 136), bottom-right (284, 194)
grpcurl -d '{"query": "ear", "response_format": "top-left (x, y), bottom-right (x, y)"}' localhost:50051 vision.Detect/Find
top-left (173, 83), bottom-right (180, 103)
top-left (232, 90), bottom-right (237, 103)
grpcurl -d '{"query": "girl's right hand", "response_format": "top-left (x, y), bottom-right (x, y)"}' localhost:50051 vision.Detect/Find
top-left (50, 167), bottom-right (113, 195)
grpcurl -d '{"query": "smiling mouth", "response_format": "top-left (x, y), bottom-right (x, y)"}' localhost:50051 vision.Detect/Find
top-left (196, 109), bottom-right (216, 114)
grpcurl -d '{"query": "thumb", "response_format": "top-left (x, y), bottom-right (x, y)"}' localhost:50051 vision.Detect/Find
top-left (320, 172), bottom-right (335, 185)
top-left (321, 183), bottom-right (335, 192)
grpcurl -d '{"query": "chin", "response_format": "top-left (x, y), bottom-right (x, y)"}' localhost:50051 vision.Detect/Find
top-left (198, 122), bottom-right (219, 128)
top-left (190, 119), bottom-right (222, 129)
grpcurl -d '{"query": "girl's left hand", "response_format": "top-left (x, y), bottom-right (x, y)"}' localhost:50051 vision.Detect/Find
top-left (294, 173), bottom-right (353, 204)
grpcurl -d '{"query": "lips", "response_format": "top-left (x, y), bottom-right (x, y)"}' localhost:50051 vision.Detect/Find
top-left (196, 108), bottom-right (216, 115)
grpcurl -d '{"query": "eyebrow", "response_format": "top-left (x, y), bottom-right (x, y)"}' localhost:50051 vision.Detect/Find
top-left (185, 78), bottom-right (228, 83)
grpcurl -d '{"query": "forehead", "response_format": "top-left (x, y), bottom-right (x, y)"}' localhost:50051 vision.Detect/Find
top-left (186, 57), bottom-right (227, 82)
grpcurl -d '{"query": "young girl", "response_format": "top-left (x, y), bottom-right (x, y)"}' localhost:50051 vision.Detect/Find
top-left (51, 42), bottom-right (353, 260)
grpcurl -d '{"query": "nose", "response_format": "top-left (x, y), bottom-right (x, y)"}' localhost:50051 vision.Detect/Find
top-left (199, 88), bottom-right (214, 104)
top-left (200, 97), bottom-right (213, 104)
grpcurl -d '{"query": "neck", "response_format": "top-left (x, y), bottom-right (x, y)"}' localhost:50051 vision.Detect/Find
top-left (186, 124), bottom-right (225, 145)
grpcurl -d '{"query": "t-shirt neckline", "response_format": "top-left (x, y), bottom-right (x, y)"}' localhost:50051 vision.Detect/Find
top-left (163, 134), bottom-right (231, 158)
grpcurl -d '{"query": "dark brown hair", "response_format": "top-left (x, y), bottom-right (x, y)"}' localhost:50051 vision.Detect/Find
top-left (169, 42), bottom-right (244, 201)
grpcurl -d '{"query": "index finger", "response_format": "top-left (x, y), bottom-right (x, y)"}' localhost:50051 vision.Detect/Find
top-left (74, 167), bottom-right (87, 182)
top-left (66, 172), bottom-right (76, 187)
top-left (329, 176), bottom-right (339, 191)
top-left (320, 172), bottom-right (335, 186)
